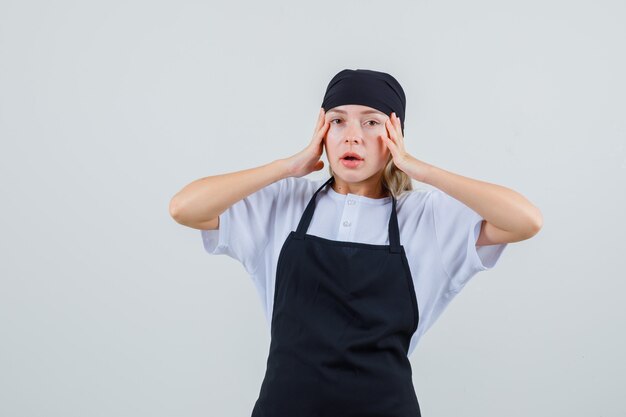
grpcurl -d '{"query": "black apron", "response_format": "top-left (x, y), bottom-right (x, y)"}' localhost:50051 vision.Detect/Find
top-left (251, 176), bottom-right (421, 417)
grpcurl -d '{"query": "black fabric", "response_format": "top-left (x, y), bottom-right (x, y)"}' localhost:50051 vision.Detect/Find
top-left (321, 68), bottom-right (407, 135)
top-left (251, 176), bottom-right (421, 417)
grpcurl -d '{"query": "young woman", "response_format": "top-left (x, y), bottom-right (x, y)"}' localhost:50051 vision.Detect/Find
top-left (169, 69), bottom-right (543, 417)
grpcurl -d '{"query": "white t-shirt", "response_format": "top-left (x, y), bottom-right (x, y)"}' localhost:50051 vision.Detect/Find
top-left (201, 176), bottom-right (507, 357)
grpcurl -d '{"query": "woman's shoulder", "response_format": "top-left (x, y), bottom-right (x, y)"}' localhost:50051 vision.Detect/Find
top-left (278, 175), bottom-right (328, 196)
top-left (396, 184), bottom-right (436, 207)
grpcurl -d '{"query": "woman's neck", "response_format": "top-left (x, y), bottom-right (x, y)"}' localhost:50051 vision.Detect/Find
top-left (331, 177), bottom-right (389, 199)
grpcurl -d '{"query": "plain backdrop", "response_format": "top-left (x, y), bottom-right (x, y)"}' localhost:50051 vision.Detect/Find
top-left (1, 0), bottom-right (625, 416)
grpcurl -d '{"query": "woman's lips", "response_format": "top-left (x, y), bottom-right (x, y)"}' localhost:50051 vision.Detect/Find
top-left (340, 158), bottom-right (363, 168)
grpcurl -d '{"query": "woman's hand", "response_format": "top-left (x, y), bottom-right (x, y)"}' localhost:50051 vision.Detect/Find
top-left (281, 108), bottom-right (330, 178)
top-left (380, 112), bottom-right (429, 181)
top-left (380, 112), bottom-right (412, 172)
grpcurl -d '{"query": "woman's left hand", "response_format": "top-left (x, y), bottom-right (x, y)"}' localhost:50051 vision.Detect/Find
top-left (380, 112), bottom-right (407, 169)
top-left (380, 112), bottom-right (428, 181)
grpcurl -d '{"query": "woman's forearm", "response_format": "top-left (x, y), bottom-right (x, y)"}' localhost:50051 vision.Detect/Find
top-left (169, 159), bottom-right (290, 227)
top-left (410, 159), bottom-right (542, 239)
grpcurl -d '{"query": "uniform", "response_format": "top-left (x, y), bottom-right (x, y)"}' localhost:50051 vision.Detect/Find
top-left (202, 175), bottom-right (507, 355)
top-left (201, 175), bottom-right (507, 415)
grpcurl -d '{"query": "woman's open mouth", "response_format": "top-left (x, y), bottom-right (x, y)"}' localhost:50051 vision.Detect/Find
top-left (340, 156), bottom-right (364, 168)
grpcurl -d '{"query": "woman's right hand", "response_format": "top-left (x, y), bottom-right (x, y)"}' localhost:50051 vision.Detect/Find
top-left (281, 108), bottom-right (330, 178)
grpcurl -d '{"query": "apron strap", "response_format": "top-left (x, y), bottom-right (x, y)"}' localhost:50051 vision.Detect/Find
top-left (294, 176), bottom-right (334, 239)
top-left (389, 195), bottom-right (401, 253)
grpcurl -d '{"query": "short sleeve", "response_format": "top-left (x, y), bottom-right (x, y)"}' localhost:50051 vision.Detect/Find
top-left (200, 179), bottom-right (284, 275)
top-left (430, 189), bottom-right (507, 293)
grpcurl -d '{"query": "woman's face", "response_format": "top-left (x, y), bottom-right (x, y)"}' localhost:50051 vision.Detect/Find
top-left (323, 104), bottom-right (391, 183)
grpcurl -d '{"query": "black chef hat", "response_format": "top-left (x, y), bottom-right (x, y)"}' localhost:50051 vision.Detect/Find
top-left (321, 68), bottom-right (406, 135)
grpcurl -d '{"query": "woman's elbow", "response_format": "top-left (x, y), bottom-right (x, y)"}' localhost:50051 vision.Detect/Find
top-left (169, 197), bottom-right (186, 223)
top-left (525, 208), bottom-right (543, 239)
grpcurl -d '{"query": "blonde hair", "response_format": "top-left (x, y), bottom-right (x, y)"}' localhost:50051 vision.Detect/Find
top-left (327, 154), bottom-right (414, 199)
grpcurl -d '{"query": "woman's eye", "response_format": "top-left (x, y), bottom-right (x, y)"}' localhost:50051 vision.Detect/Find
top-left (330, 119), bottom-right (379, 126)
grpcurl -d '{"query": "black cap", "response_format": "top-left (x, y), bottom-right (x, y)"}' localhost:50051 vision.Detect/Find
top-left (321, 68), bottom-right (406, 135)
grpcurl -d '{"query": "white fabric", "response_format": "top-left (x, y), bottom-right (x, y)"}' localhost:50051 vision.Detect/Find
top-left (201, 176), bottom-right (507, 357)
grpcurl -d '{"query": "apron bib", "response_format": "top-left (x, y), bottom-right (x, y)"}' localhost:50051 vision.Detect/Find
top-left (251, 176), bottom-right (421, 417)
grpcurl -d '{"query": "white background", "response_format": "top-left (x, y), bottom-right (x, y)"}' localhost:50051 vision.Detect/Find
top-left (1, 0), bottom-right (624, 416)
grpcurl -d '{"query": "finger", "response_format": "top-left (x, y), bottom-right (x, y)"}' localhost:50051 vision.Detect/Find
top-left (385, 119), bottom-right (397, 142)
top-left (380, 134), bottom-right (396, 153)
top-left (313, 120), bottom-right (330, 145)
top-left (388, 113), bottom-right (399, 132)
top-left (392, 119), bottom-right (403, 145)
top-left (394, 114), bottom-right (404, 141)
top-left (317, 117), bottom-right (329, 136)
top-left (313, 108), bottom-right (325, 134)
top-left (394, 114), bottom-right (403, 139)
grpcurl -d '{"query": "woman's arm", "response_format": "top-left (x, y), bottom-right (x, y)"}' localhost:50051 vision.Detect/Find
top-left (170, 108), bottom-right (331, 231)
top-left (169, 159), bottom-right (290, 230)
top-left (414, 160), bottom-right (543, 245)
top-left (381, 113), bottom-right (542, 245)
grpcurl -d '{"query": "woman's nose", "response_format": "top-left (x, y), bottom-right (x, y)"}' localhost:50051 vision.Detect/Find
top-left (343, 123), bottom-right (363, 143)
top-left (344, 136), bottom-right (362, 143)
